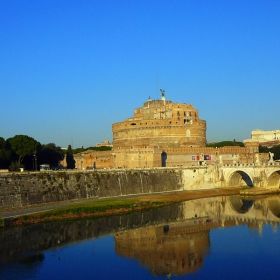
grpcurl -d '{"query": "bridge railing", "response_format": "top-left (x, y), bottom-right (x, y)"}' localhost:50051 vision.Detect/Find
top-left (220, 162), bottom-right (280, 168)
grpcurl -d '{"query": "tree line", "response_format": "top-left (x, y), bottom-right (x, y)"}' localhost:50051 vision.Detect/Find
top-left (1, 135), bottom-right (278, 171)
top-left (207, 140), bottom-right (280, 160)
top-left (0, 135), bottom-right (75, 171)
top-left (206, 140), bottom-right (245, 147)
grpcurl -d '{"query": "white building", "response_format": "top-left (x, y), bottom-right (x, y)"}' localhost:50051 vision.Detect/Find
top-left (244, 129), bottom-right (280, 146)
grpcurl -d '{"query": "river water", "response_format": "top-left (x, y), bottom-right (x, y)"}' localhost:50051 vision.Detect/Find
top-left (1, 194), bottom-right (280, 280)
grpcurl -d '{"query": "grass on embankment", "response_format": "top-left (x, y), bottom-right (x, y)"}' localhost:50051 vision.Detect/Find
top-left (2, 188), bottom-right (242, 227)
top-left (4, 197), bottom-right (172, 227)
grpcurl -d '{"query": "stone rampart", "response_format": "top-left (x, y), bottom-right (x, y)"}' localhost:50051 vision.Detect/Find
top-left (0, 168), bottom-right (183, 210)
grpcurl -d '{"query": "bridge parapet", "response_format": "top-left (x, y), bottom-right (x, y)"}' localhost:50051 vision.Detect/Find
top-left (220, 162), bottom-right (280, 168)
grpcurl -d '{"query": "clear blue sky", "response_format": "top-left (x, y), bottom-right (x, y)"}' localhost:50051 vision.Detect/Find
top-left (1, 0), bottom-right (279, 148)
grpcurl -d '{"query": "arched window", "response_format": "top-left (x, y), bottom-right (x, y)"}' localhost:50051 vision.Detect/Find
top-left (161, 152), bottom-right (167, 167)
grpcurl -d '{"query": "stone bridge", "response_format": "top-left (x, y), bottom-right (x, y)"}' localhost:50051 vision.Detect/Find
top-left (181, 162), bottom-right (280, 189)
top-left (220, 162), bottom-right (280, 188)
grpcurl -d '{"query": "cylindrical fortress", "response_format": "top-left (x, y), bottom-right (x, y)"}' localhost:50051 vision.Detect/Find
top-left (112, 97), bottom-right (207, 149)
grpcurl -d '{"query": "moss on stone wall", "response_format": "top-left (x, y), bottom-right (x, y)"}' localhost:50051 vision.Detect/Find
top-left (0, 169), bottom-right (182, 210)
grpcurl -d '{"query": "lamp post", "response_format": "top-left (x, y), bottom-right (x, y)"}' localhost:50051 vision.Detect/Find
top-left (33, 152), bottom-right (37, 171)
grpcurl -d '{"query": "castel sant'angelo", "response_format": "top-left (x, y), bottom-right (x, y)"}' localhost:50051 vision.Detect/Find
top-left (73, 91), bottom-right (263, 170)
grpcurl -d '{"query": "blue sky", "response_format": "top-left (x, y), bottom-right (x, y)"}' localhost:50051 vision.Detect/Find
top-left (1, 0), bottom-right (279, 148)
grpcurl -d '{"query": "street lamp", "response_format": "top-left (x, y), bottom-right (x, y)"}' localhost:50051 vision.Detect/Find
top-left (34, 153), bottom-right (37, 171)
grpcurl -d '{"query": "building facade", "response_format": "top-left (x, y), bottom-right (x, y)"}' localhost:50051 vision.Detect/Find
top-left (244, 129), bottom-right (280, 147)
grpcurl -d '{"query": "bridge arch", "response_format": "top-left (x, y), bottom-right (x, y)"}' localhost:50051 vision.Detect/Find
top-left (266, 169), bottom-right (280, 189)
top-left (267, 198), bottom-right (280, 218)
top-left (227, 196), bottom-right (254, 214)
top-left (227, 170), bottom-right (253, 187)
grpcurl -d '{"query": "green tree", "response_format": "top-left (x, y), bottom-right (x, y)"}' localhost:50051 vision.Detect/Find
top-left (0, 137), bottom-right (7, 168)
top-left (0, 137), bottom-right (9, 169)
top-left (0, 137), bottom-right (18, 169)
top-left (206, 141), bottom-right (244, 147)
top-left (260, 145), bottom-right (280, 160)
top-left (7, 135), bottom-right (41, 167)
top-left (37, 143), bottom-right (64, 169)
top-left (0, 137), bottom-right (5, 149)
top-left (72, 146), bottom-right (112, 154)
top-left (66, 145), bottom-right (75, 169)
top-left (272, 145), bottom-right (280, 160)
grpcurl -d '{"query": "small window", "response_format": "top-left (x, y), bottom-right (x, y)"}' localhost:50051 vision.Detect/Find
top-left (184, 119), bottom-right (192, 124)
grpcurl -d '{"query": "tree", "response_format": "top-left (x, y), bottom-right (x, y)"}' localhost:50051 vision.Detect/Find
top-left (260, 145), bottom-right (280, 160)
top-left (6, 135), bottom-right (41, 167)
top-left (66, 145), bottom-right (75, 169)
top-left (0, 137), bottom-right (20, 169)
top-left (72, 146), bottom-right (112, 154)
top-left (0, 137), bottom-right (10, 169)
top-left (0, 137), bottom-right (7, 168)
top-left (37, 143), bottom-right (64, 169)
top-left (0, 137), bottom-right (5, 149)
top-left (206, 141), bottom-right (244, 147)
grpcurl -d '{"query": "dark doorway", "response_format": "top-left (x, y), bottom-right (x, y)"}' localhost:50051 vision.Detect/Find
top-left (161, 152), bottom-right (167, 167)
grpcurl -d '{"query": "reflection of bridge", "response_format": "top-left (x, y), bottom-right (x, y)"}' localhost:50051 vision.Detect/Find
top-left (115, 195), bottom-right (280, 277)
top-left (182, 162), bottom-right (280, 189)
top-left (1, 194), bottom-right (280, 277)
top-left (223, 196), bottom-right (280, 233)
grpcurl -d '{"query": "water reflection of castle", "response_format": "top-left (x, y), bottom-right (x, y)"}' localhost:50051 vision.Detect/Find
top-left (115, 222), bottom-right (211, 276)
top-left (114, 195), bottom-right (280, 277)
top-left (1, 196), bottom-right (280, 276)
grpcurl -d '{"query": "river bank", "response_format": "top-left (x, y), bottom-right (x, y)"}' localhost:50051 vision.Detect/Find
top-left (0, 188), bottom-right (242, 227)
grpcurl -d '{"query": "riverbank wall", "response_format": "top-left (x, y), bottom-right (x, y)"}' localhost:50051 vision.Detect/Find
top-left (0, 168), bottom-right (183, 210)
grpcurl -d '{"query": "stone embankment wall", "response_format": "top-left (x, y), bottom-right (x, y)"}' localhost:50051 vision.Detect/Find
top-left (0, 168), bottom-right (183, 210)
top-left (182, 165), bottom-right (222, 190)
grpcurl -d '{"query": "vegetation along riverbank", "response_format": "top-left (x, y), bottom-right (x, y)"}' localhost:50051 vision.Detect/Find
top-left (1, 188), bottom-right (241, 227)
